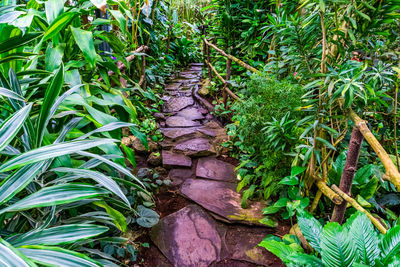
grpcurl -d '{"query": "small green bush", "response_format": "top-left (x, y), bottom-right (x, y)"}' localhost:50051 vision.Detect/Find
top-left (228, 74), bottom-right (303, 206)
top-left (232, 73), bottom-right (303, 154)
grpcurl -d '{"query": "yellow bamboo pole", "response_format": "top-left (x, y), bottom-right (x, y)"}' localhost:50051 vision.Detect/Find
top-left (331, 185), bottom-right (387, 234)
top-left (205, 60), bottom-right (240, 101)
top-left (349, 109), bottom-right (400, 191)
top-left (204, 38), bottom-right (259, 74)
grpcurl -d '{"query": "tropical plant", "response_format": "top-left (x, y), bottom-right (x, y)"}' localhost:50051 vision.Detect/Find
top-left (260, 211), bottom-right (400, 267)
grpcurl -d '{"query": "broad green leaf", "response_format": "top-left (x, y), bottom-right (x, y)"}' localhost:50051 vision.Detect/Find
top-left (346, 212), bottom-right (379, 265)
top-left (45, 0), bottom-right (64, 23)
top-left (290, 166), bottom-right (306, 177)
top-left (0, 32), bottom-right (43, 55)
top-left (0, 184), bottom-right (109, 214)
top-left (94, 201), bottom-right (127, 232)
top-left (19, 246), bottom-right (101, 267)
top-left (0, 162), bottom-right (45, 205)
top-left (259, 240), bottom-right (296, 264)
top-left (0, 139), bottom-right (117, 172)
top-left (36, 64), bottom-right (64, 147)
top-left (45, 43), bottom-right (65, 71)
top-left (297, 210), bottom-right (323, 253)
top-left (10, 224), bottom-right (108, 246)
top-left (136, 205), bottom-right (159, 228)
top-left (287, 253), bottom-right (323, 267)
top-left (0, 238), bottom-right (36, 267)
top-left (43, 12), bottom-right (76, 41)
top-left (70, 27), bottom-right (97, 68)
top-left (0, 104), bottom-right (32, 152)
top-left (320, 222), bottom-right (357, 267)
top-left (53, 167), bottom-right (130, 207)
top-left (380, 225), bottom-right (400, 264)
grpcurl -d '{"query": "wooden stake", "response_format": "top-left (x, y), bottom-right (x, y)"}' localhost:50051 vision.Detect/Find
top-left (331, 127), bottom-right (364, 224)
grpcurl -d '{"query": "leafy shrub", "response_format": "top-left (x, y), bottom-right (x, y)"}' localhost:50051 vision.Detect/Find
top-left (227, 74), bottom-right (303, 205)
top-left (231, 74), bottom-right (303, 153)
top-left (260, 211), bottom-right (400, 267)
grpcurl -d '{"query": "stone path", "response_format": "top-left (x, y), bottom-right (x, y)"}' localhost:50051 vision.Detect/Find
top-left (147, 63), bottom-right (283, 267)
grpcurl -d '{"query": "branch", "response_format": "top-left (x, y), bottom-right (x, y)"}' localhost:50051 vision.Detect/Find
top-left (204, 38), bottom-right (259, 74)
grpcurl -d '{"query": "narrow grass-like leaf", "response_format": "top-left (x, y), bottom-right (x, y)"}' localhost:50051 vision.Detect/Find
top-left (43, 12), bottom-right (76, 41)
top-left (0, 104), bottom-right (32, 152)
top-left (0, 239), bottom-right (36, 267)
top-left (0, 139), bottom-right (117, 172)
top-left (10, 224), bottom-right (108, 246)
top-left (53, 167), bottom-right (130, 207)
top-left (0, 86), bottom-right (25, 101)
top-left (0, 162), bottom-right (45, 205)
top-left (76, 122), bottom-right (134, 140)
top-left (36, 64), bottom-right (64, 147)
top-left (19, 246), bottom-right (101, 267)
top-left (0, 184), bottom-right (108, 214)
top-left (0, 32), bottom-right (43, 54)
top-left (77, 151), bottom-right (145, 188)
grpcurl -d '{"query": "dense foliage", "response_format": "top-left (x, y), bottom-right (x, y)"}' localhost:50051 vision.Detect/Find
top-left (0, 0), bottom-right (202, 265)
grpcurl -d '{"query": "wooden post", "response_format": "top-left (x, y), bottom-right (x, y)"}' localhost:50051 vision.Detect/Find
top-left (139, 55), bottom-right (146, 89)
top-left (331, 127), bottom-right (364, 223)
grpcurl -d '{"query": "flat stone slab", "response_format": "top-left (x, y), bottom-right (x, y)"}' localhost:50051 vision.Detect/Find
top-left (166, 116), bottom-right (201, 128)
top-left (150, 205), bottom-right (221, 267)
top-left (165, 82), bottom-right (181, 91)
top-left (181, 179), bottom-right (266, 226)
top-left (161, 128), bottom-right (198, 139)
top-left (169, 168), bottom-right (195, 186)
top-left (163, 97), bottom-right (194, 113)
top-left (177, 107), bottom-right (205, 120)
top-left (174, 138), bottom-right (216, 157)
top-left (196, 157), bottom-right (236, 182)
top-left (162, 150), bottom-right (192, 168)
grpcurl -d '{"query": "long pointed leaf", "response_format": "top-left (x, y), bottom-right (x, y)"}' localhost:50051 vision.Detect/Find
top-left (36, 64), bottom-right (64, 147)
top-left (0, 239), bottom-right (36, 267)
top-left (0, 104), bottom-right (32, 152)
top-left (19, 246), bottom-right (101, 267)
top-left (0, 184), bottom-right (109, 214)
top-left (53, 167), bottom-right (130, 207)
top-left (77, 151), bottom-right (144, 188)
top-left (10, 224), bottom-right (108, 246)
top-left (0, 162), bottom-right (45, 205)
top-left (0, 33), bottom-right (43, 54)
top-left (0, 139), bottom-right (117, 172)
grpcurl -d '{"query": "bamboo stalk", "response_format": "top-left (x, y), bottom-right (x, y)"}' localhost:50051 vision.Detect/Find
top-left (349, 109), bottom-right (400, 191)
top-left (331, 185), bottom-right (387, 234)
top-left (313, 178), bottom-right (343, 205)
top-left (204, 38), bottom-right (259, 74)
top-left (206, 61), bottom-right (240, 101)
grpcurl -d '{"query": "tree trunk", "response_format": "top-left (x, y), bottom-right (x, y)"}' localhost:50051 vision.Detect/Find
top-left (331, 127), bottom-right (364, 223)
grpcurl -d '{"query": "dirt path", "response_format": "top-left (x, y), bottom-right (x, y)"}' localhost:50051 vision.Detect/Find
top-left (136, 64), bottom-right (286, 267)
